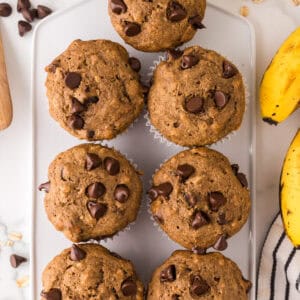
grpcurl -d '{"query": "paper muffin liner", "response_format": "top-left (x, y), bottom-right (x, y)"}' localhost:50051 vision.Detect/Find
top-left (145, 53), bottom-right (250, 148)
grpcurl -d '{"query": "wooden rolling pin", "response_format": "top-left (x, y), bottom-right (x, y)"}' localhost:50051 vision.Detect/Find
top-left (0, 31), bottom-right (12, 130)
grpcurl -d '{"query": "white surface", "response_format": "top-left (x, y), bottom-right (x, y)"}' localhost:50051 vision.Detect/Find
top-left (32, 1), bottom-right (255, 298)
top-left (0, 0), bottom-right (299, 299)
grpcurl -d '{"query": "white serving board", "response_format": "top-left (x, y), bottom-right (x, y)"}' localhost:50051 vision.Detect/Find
top-left (30, 0), bottom-right (256, 298)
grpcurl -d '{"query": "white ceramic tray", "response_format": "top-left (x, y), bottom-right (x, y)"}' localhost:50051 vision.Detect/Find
top-left (30, 0), bottom-right (256, 298)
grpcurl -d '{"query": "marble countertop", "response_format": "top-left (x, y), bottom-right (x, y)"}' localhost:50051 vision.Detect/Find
top-left (0, 0), bottom-right (299, 298)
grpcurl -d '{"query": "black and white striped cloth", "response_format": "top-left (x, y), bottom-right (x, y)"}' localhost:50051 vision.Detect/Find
top-left (257, 213), bottom-right (300, 300)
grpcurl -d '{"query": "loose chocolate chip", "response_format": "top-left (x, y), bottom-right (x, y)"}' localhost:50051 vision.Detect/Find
top-left (41, 288), bottom-right (62, 300)
top-left (172, 295), bottom-right (180, 300)
top-left (86, 182), bottom-right (106, 198)
top-left (262, 117), bottom-right (278, 125)
top-left (114, 184), bottom-right (130, 203)
top-left (160, 265), bottom-right (176, 282)
top-left (70, 244), bottom-right (86, 261)
top-left (190, 275), bottom-right (210, 296)
top-left (157, 182), bottom-right (173, 198)
top-left (17, 0), bottom-right (30, 12)
top-left (167, 48), bottom-right (183, 60)
top-left (213, 235), bottom-right (228, 251)
top-left (0, 3), bottom-right (12, 17)
top-left (87, 130), bottom-right (95, 139)
top-left (87, 201), bottom-right (107, 220)
top-left (85, 96), bottom-right (99, 104)
top-left (237, 173), bottom-right (248, 188)
top-left (153, 214), bottom-right (164, 225)
top-left (184, 193), bottom-right (199, 207)
top-left (185, 97), bottom-right (204, 114)
top-left (121, 278), bottom-right (137, 296)
top-left (37, 5), bottom-right (52, 19)
top-left (231, 164), bottom-right (239, 175)
top-left (71, 97), bottom-right (85, 113)
top-left (177, 164), bottom-right (195, 180)
top-left (191, 211), bottom-right (209, 229)
top-left (86, 153), bottom-right (102, 171)
top-left (10, 254), bottom-right (27, 268)
top-left (214, 91), bottom-right (228, 109)
top-left (104, 157), bottom-right (120, 175)
top-left (68, 114), bottom-right (84, 130)
top-left (223, 61), bottom-right (238, 78)
top-left (124, 22), bottom-right (141, 36)
top-left (167, 1), bottom-right (187, 22)
top-left (192, 247), bottom-right (207, 255)
top-left (22, 8), bottom-right (37, 22)
top-left (181, 55), bottom-right (199, 69)
top-left (110, 0), bottom-right (127, 14)
top-left (18, 20), bottom-right (32, 37)
top-left (65, 72), bottom-right (82, 89)
top-left (188, 15), bottom-right (205, 29)
top-left (208, 192), bottom-right (227, 212)
top-left (217, 213), bottom-right (227, 225)
top-left (38, 181), bottom-right (50, 193)
top-left (128, 57), bottom-right (141, 72)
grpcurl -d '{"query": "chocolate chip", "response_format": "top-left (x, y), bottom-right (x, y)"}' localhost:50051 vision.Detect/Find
top-left (87, 130), bottom-right (95, 139)
top-left (65, 72), bottom-right (82, 89)
top-left (71, 97), bottom-right (85, 113)
top-left (223, 61), bottom-right (238, 78)
top-left (262, 117), bottom-right (278, 125)
top-left (172, 295), bottom-right (180, 300)
top-left (128, 57), bottom-right (141, 72)
top-left (237, 173), bottom-right (248, 188)
top-left (86, 153), bottom-right (102, 171)
top-left (0, 3), bottom-right (12, 17)
top-left (148, 187), bottom-right (159, 201)
top-left (231, 164), bottom-right (239, 175)
top-left (18, 20), bottom-right (32, 37)
top-left (188, 15), bottom-right (205, 29)
top-left (10, 254), bottom-right (27, 268)
top-left (87, 201), bottom-right (107, 220)
top-left (104, 157), bottom-right (120, 175)
top-left (181, 55), bottom-right (199, 69)
top-left (153, 214), bottom-right (164, 225)
top-left (37, 5), bottom-right (52, 19)
top-left (85, 96), bottom-right (99, 104)
top-left (167, 1), bottom-right (187, 22)
top-left (208, 192), bottom-right (227, 212)
top-left (214, 91), bottom-right (228, 109)
top-left (192, 247), bottom-right (207, 255)
top-left (17, 0), bottom-right (30, 12)
top-left (121, 278), bottom-right (137, 296)
top-left (191, 211), bottom-right (209, 229)
top-left (68, 114), bottom-right (84, 130)
top-left (190, 275), bottom-right (210, 296)
top-left (184, 193), bottom-right (199, 207)
top-left (22, 8), bottom-right (37, 22)
top-left (217, 213), bottom-right (227, 225)
top-left (114, 184), bottom-right (130, 203)
top-left (160, 265), bottom-right (176, 282)
top-left (110, 0), bottom-right (127, 14)
top-left (38, 181), bottom-right (50, 193)
top-left (124, 22), bottom-right (141, 36)
top-left (86, 182), bottom-right (106, 198)
top-left (213, 235), bottom-right (228, 251)
top-left (148, 182), bottom-right (173, 200)
top-left (70, 244), bottom-right (86, 261)
top-left (41, 288), bottom-right (62, 300)
top-left (167, 48), bottom-right (183, 60)
top-left (177, 164), bottom-right (195, 180)
top-left (185, 97), bottom-right (204, 114)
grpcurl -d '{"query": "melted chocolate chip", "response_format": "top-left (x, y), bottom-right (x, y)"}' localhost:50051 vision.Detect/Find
top-left (128, 57), bottom-right (141, 72)
top-left (181, 55), bottom-right (199, 69)
top-left (185, 97), bottom-right (204, 114)
top-left (114, 184), bottom-right (130, 203)
top-left (214, 91), bottom-right (228, 109)
top-left (104, 157), bottom-right (120, 175)
top-left (124, 22), bottom-right (141, 36)
top-left (190, 275), bottom-right (210, 296)
top-left (86, 182), bottom-right (106, 198)
top-left (71, 97), bottom-right (85, 113)
top-left (70, 244), bottom-right (86, 261)
top-left (237, 173), bottom-right (248, 188)
top-left (167, 48), bottom-right (183, 60)
top-left (177, 164), bottom-right (195, 180)
top-left (184, 193), bottom-right (199, 207)
top-left (191, 211), bottom-right (209, 229)
top-left (217, 213), bottom-right (227, 225)
top-left (121, 278), bottom-right (137, 296)
top-left (65, 72), bottom-right (82, 89)
top-left (38, 181), bottom-right (50, 193)
top-left (160, 264), bottom-right (176, 282)
top-left (188, 15), bottom-right (205, 29)
top-left (68, 114), bottom-right (84, 130)
top-left (87, 201), bottom-right (107, 220)
top-left (213, 235), bottom-right (228, 251)
top-left (86, 153), bottom-right (102, 171)
top-left (40, 288), bottom-right (62, 300)
top-left (166, 1), bottom-right (187, 22)
top-left (223, 61), bottom-right (238, 78)
top-left (231, 164), bottom-right (239, 175)
top-left (192, 247), bottom-right (207, 255)
top-left (208, 192), bottom-right (227, 212)
top-left (110, 0), bottom-right (127, 14)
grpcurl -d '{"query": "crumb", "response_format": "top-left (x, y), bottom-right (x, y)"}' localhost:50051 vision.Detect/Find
top-left (240, 6), bottom-right (249, 17)
top-left (292, 0), bottom-right (300, 5)
top-left (8, 232), bottom-right (23, 241)
top-left (16, 275), bottom-right (29, 288)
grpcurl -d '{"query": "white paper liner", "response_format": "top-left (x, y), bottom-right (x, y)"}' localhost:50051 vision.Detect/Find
top-left (145, 53), bottom-right (250, 148)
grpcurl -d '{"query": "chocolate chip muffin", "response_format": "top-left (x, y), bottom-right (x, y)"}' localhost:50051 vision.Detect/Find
top-left (41, 244), bottom-right (144, 299)
top-left (45, 39), bottom-right (144, 141)
top-left (147, 250), bottom-right (251, 299)
top-left (148, 147), bottom-right (250, 251)
top-left (108, 0), bottom-right (206, 52)
top-left (39, 144), bottom-right (143, 242)
top-left (148, 46), bottom-right (246, 146)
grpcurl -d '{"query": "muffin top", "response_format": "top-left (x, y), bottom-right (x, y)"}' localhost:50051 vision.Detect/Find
top-left (148, 46), bottom-right (245, 146)
top-left (147, 250), bottom-right (251, 300)
top-left (45, 39), bottom-right (144, 141)
top-left (41, 244), bottom-right (144, 300)
top-left (108, 0), bottom-right (206, 52)
top-left (149, 147), bottom-right (250, 250)
top-left (39, 143), bottom-right (143, 242)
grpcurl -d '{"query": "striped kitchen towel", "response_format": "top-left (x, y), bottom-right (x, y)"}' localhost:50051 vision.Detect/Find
top-left (257, 213), bottom-right (300, 300)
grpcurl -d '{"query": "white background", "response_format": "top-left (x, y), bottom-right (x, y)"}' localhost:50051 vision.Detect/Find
top-left (0, 0), bottom-right (299, 299)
